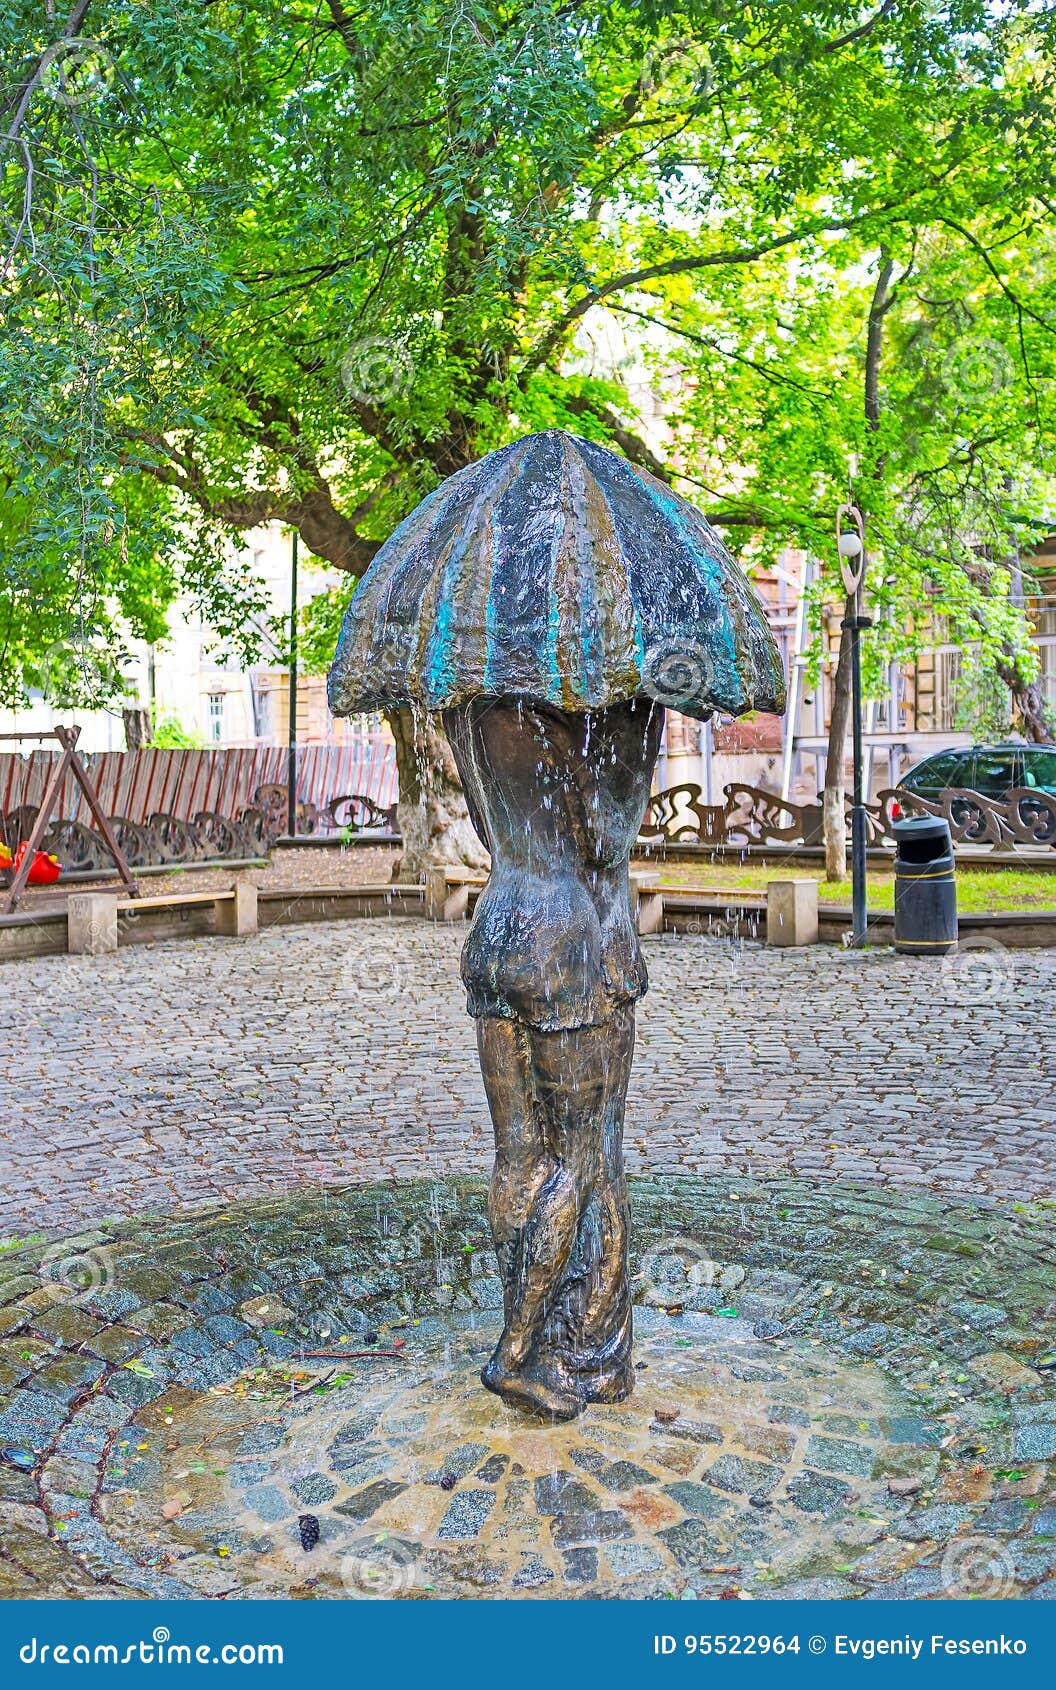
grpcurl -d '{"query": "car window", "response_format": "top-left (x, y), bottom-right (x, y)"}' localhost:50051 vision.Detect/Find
top-left (911, 752), bottom-right (968, 791)
top-left (1022, 750), bottom-right (1056, 790)
top-left (970, 752), bottom-right (1017, 795)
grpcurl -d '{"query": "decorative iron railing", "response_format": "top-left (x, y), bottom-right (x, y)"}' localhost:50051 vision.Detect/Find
top-left (639, 781), bottom-right (1056, 852)
top-left (0, 744), bottom-right (398, 875)
top-left (4, 770), bottom-right (1055, 876)
top-left (0, 784), bottom-right (399, 873)
top-left (876, 785), bottom-right (1056, 851)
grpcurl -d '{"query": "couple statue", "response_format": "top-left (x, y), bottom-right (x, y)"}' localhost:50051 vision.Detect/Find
top-left (330, 430), bottom-right (783, 1419)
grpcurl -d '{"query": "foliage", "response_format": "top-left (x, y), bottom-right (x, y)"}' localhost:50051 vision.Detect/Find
top-left (952, 650), bottom-right (1016, 739)
top-left (2, 0), bottom-right (1055, 735)
top-left (149, 709), bottom-right (205, 748)
top-left (297, 583), bottom-right (347, 681)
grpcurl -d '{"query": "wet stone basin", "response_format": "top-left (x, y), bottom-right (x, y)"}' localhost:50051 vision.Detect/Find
top-left (103, 1313), bottom-right (922, 1599)
top-left (2, 1175), bottom-right (1055, 1600)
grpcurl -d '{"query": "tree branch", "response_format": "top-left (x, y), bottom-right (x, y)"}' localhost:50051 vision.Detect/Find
top-left (323, 1), bottom-right (364, 60)
top-left (865, 254), bottom-right (897, 440)
top-left (3, 1), bottom-right (95, 142)
top-left (123, 430), bottom-right (381, 575)
top-left (608, 301), bottom-right (831, 402)
top-left (936, 215), bottom-right (1056, 336)
top-left (822, 0), bottom-right (898, 53)
top-left (518, 210), bottom-right (895, 376)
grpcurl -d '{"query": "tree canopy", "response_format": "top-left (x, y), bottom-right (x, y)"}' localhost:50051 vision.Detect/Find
top-left (2, 0), bottom-right (1055, 735)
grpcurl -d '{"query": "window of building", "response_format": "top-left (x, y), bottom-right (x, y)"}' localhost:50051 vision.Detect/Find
top-left (1039, 600), bottom-right (1056, 708)
top-left (934, 648), bottom-right (961, 732)
top-left (207, 693), bottom-right (225, 744)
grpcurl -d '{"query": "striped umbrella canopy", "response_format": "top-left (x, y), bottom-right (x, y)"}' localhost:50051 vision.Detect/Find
top-left (328, 430), bottom-right (785, 723)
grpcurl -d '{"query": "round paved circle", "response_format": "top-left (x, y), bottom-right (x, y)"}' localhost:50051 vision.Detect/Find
top-left (105, 1313), bottom-right (923, 1599)
top-left (2, 1176), bottom-right (1054, 1600)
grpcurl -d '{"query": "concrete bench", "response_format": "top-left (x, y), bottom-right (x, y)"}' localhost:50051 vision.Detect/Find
top-left (424, 865), bottom-right (664, 934)
top-left (67, 881), bottom-right (257, 955)
top-left (632, 869), bottom-right (664, 936)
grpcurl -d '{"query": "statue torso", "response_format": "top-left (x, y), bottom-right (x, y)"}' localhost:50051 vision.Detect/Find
top-left (443, 697), bottom-right (662, 1031)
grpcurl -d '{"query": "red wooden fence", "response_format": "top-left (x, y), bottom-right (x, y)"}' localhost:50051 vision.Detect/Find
top-left (0, 740), bottom-right (397, 829)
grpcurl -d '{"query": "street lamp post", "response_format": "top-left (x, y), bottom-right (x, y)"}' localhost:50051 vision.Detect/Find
top-left (837, 503), bottom-right (871, 947)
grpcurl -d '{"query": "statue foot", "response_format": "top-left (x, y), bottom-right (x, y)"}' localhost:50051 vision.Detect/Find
top-left (584, 1363), bottom-right (634, 1405)
top-left (481, 1354), bottom-right (583, 1422)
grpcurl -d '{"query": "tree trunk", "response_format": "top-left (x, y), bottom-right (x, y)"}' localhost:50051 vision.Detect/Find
top-left (994, 664), bottom-right (1055, 743)
top-left (123, 706), bottom-right (152, 750)
top-left (822, 602), bottom-right (854, 881)
top-left (384, 707), bottom-right (490, 883)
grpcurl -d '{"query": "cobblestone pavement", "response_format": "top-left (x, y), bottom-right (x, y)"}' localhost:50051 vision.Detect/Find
top-left (1, 1178), bottom-right (1054, 1600)
top-left (2, 923), bottom-right (1054, 1235)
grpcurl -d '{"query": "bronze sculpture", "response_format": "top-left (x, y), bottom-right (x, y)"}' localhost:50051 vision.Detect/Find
top-left (330, 430), bottom-right (783, 1420)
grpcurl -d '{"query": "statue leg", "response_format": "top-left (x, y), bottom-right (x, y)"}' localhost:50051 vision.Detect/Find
top-left (533, 1005), bottom-right (636, 1405)
top-left (476, 1016), bottom-right (602, 1420)
top-left (476, 1010), bottom-right (635, 1420)
top-left (474, 1017), bottom-right (551, 1333)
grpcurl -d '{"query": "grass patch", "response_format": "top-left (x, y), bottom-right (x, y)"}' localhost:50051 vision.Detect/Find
top-left (644, 860), bottom-right (1056, 914)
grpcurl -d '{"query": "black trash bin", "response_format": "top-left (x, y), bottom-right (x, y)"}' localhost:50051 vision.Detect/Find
top-left (892, 816), bottom-right (957, 955)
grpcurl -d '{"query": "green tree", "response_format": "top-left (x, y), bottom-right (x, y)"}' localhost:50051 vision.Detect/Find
top-left (2, 1), bottom-right (1054, 871)
top-left (150, 709), bottom-right (205, 748)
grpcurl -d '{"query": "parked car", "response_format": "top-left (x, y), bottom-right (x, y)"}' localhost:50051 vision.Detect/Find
top-left (897, 743), bottom-right (1056, 807)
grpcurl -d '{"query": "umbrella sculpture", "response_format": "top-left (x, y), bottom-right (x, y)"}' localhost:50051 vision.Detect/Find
top-left (330, 430), bottom-right (784, 1421)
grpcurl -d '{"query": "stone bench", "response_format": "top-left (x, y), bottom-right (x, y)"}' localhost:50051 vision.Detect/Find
top-left (765, 878), bottom-right (819, 947)
top-left (423, 867), bottom-right (487, 924)
top-left (66, 881), bottom-right (257, 955)
top-left (632, 870), bottom-right (664, 936)
top-left (424, 865), bottom-right (664, 934)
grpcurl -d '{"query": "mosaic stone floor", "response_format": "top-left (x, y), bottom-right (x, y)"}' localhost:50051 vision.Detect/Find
top-left (100, 1313), bottom-right (929, 1600)
top-left (2, 1177), bottom-right (1055, 1600)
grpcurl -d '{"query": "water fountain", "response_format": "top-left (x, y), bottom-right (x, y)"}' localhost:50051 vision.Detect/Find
top-left (328, 429), bottom-right (785, 1420)
top-left (5, 433), bottom-right (1050, 1604)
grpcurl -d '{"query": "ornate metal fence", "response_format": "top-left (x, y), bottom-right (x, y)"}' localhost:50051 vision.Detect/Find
top-left (878, 785), bottom-right (1056, 851)
top-left (0, 744), bottom-right (397, 872)
top-left (5, 754), bottom-right (1055, 874)
top-left (639, 781), bottom-right (1056, 852)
